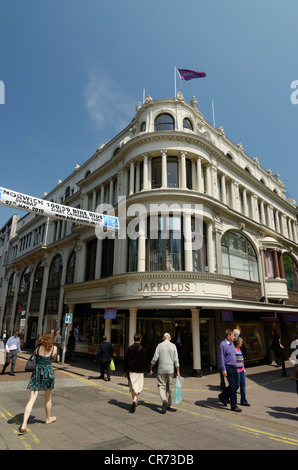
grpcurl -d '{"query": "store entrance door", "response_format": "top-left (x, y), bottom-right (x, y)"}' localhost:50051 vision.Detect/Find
top-left (137, 318), bottom-right (193, 365)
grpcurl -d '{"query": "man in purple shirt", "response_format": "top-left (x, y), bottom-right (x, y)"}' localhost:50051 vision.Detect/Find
top-left (218, 329), bottom-right (241, 412)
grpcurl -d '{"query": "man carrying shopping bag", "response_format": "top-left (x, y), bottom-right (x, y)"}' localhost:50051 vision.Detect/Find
top-left (150, 333), bottom-right (180, 414)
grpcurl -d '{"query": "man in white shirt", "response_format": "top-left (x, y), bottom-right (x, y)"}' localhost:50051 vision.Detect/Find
top-left (150, 333), bottom-right (180, 413)
top-left (1, 330), bottom-right (21, 376)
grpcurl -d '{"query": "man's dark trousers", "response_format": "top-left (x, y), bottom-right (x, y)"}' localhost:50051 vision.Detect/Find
top-left (2, 350), bottom-right (18, 374)
top-left (219, 364), bottom-right (238, 409)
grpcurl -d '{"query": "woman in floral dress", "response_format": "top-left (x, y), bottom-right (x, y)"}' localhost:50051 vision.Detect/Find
top-left (20, 333), bottom-right (57, 434)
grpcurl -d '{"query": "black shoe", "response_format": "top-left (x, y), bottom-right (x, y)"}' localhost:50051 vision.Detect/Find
top-left (9, 372), bottom-right (15, 376)
top-left (218, 394), bottom-right (228, 406)
top-left (167, 406), bottom-right (177, 412)
top-left (231, 406), bottom-right (242, 412)
top-left (241, 402), bottom-right (250, 406)
top-left (130, 402), bottom-right (136, 413)
top-left (161, 401), bottom-right (168, 414)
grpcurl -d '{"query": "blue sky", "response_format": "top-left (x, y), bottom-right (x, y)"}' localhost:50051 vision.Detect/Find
top-left (0, 0), bottom-right (298, 229)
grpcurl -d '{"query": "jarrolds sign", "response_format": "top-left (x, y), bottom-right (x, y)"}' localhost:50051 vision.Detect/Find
top-left (0, 186), bottom-right (118, 230)
top-left (137, 281), bottom-right (192, 293)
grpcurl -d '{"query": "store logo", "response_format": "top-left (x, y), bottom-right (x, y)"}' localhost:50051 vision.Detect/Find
top-left (290, 80), bottom-right (298, 104)
top-left (0, 81), bottom-right (4, 104)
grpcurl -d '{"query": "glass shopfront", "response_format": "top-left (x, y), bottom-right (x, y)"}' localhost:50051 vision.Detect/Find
top-left (72, 304), bottom-right (126, 357)
top-left (222, 311), bottom-right (267, 363)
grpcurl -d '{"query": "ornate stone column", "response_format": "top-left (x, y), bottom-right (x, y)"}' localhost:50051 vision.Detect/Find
top-left (196, 157), bottom-right (202, 192)
top-left (129, 307), bottom-right (138, 345)
top-left (221, 174), bottom-right (227, 205)
top-left (206, 220), bottom-right (215, 273)
top-left (183, 211), bottom-right (193, 271)
top-left (161, 150), bottom-right (167, 188)
top-left (129, 161), bottom-right (135, 195)
top-left (142, 153), bottom-right (149, 191)
top-left (180, 151), bottom-right (187, 189)
top-left (191, 308), bottom-right (202, 377)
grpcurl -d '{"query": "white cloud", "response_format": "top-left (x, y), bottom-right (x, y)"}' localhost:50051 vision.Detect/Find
top-left (83, 71), bottom-right (135, 133)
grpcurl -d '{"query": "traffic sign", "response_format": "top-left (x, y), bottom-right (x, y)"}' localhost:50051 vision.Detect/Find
top-left (65, 313), bottom-right (72, 324)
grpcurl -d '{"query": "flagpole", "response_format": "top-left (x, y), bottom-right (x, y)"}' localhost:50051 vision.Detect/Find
top-left (212, 99), bottom-right (216, 128)
top-left (174, 66), bottom-right (177, 97)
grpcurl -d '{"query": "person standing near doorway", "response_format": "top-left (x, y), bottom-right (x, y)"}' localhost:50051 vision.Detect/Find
top-left (1, 330), bottom-right (21, 376)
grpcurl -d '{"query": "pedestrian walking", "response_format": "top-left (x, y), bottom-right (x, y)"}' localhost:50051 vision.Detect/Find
top-left (150, 332), bottom-right (180, 414)
top-left (95, 335), bottom-right (113, 381)
top-left (270, 331), bottom-right (286, 376)
top-left (218, 329), bottom-right (241, 412)
top-left (234, 336), bottom-right (250, 407)
top-left (19, 332), bottom-right (57, 434)
top-left (1, 329), bottom-right (7, 344)
top-left (54, 330), bottom-right (62, 362)
top-left (124, 333), bottom-right (152, 413)
top-left (1, 330), bottom-right (21, 376)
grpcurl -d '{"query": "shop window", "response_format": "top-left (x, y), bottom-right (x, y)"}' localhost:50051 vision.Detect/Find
top-left (66, 250), bottom-right (76, 284)
top-left (192, 220), bottom-right (207, 272)
top-left (154, 113), bottom-right (175, 131)
top-left (221, 231), bottom-right (259, 281)
top-left (101, 238), bottom-right (114, 278)
top-left (152, 157), bottom-right (162, 189)
top-left (85, 239), bottom-right (97, 281)
top-left (147, 215), bottom-right (183, 271)
top-left (7, 272), bottom-right (16, 296)
top-left (48, 255), bottom-right (63, 288)
top-left (283, 253), bottom-right (298, 290)
top-left (128, 238), bottom-right (138, 272)
top-left (167, 157), bottom-right (179, 188)
top-left (186, 158), bottom-right (192, 189)
top-left (19, 266), bottom-right (31, 294)
top-left (183, 118), bottom-right (193, 130)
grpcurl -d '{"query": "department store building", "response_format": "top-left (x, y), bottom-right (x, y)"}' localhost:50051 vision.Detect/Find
top-left (1, 93), bottom-right (298, 375)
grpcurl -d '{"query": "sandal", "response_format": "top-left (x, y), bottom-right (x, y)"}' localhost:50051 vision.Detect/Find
top-left (19, 427), bottom-right (28, 434)
top-left (46, 416), bottom-right (56, 425)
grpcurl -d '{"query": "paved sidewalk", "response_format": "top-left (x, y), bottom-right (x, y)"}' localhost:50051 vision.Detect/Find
top-left (5, 351), bottom-right (298, 428)
top-left (0, 352), bottom-right (297, 451)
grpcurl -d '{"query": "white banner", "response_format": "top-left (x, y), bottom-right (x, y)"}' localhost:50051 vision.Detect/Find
top-left (0, 186), bottom-right (118, 230)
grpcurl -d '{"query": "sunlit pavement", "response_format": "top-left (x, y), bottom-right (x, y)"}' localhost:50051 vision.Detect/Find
top-left (0, 353), bottom-right (297, 451)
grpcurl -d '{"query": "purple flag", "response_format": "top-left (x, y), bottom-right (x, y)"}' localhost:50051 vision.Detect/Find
top-left (177, 68), bottom-right (206, 81)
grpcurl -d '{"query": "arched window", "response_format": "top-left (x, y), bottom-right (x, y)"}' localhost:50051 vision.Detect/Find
top-left (283, 253), bottom-right (298, 290)
top-left (19, 267), bottom-right (31, 294)
top-left (183, 118), bottom-right (193, 130)
top-left (7, 272), bottom-right (16, 297)
top-left (221, 231), bottom-right (259, 281)
top-left (140, 122), bottom-right (146, 132)
top-left (154, 113), bottom-right (175, 131)
top-left (48, 255), bottom-right (63, 288)
top-left (33, 262), bottom-right (44, 292)
top-left (66, 250), bottom-right (76, 284)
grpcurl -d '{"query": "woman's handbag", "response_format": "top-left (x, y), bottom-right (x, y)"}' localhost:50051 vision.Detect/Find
top-left (25, 354), bottom-right (36, 372)
top-left (110, 359), bottom-right (115, 371)
top-left (25, 345), bottom-right (38, 372)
